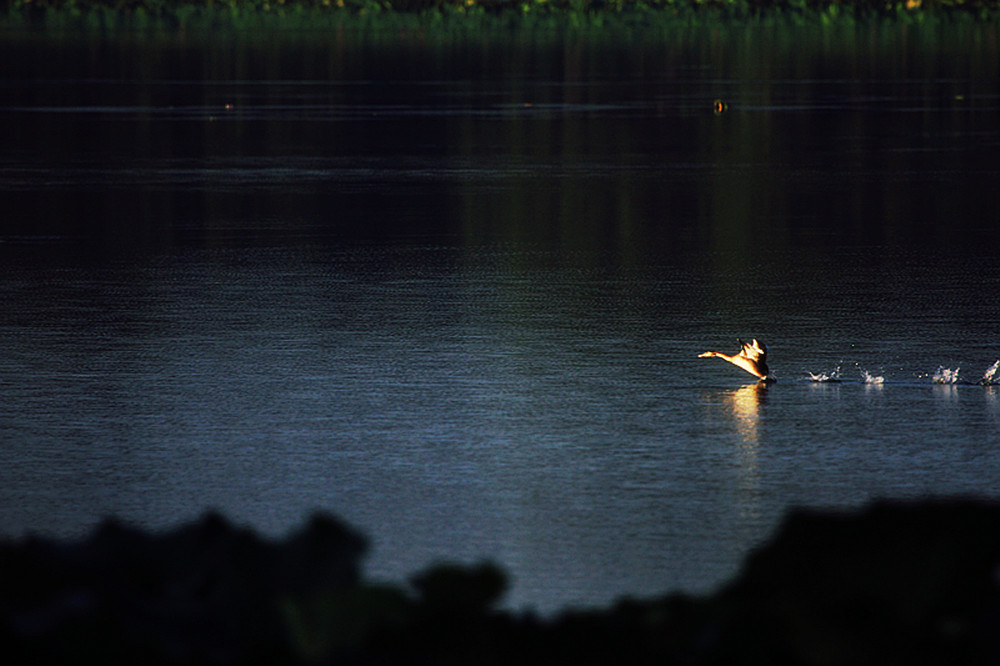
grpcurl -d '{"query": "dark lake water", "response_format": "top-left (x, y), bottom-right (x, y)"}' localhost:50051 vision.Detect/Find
top-left (2, 23), bottom-right (1000, 613)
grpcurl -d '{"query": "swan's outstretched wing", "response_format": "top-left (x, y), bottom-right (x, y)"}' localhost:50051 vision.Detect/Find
top-left (739, 338), bottom-right (767, 362)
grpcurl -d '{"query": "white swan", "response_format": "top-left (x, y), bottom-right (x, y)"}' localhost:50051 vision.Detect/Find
top-left (698, 338), bottom-right (772, 381)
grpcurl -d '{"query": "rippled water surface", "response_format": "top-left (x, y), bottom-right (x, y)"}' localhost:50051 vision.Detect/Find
top-left (2, 26), bottom-right (1000, 613)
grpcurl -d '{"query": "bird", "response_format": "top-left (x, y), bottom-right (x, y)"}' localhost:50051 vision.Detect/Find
top-left (698, 338), bottom-right (772, 381)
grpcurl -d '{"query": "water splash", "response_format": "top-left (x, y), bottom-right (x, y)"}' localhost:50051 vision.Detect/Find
top-left (932, 366), bottom-right (960, 384)
top-left (805, 361), bottom-right (998, 386)
top-left (807, 366), bottom-right (841, 382)
top-left (861, 370), bottom-right (884, 385)
top-left (981, 360), bottom-right (1000, 386)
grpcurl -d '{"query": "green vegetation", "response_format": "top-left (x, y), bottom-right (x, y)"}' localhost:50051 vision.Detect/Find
top-left (2, 0), bottom-right (999, 38)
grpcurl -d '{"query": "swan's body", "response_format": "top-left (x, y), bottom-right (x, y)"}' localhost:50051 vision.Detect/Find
top-left (699, 338), bottom-right (772, 381)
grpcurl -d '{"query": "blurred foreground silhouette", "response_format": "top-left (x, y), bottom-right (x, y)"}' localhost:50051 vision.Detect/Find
top-left (2, 500), bottom-right (998, 665)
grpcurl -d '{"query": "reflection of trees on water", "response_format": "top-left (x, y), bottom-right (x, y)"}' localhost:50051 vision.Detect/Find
top-left (7, 21), bottom-right (996, 264)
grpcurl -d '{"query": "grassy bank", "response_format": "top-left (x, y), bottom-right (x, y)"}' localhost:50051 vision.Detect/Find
top-left (3, 0), bottom-right (1000, 37)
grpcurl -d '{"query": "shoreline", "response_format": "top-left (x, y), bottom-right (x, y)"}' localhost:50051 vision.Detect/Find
top-left (3, 498), bottom-right (999, 664)
top-left (3, 0), bottom-right (999, 38)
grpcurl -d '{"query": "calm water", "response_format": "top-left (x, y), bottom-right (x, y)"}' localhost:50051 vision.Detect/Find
top-left (2, 24), bottom-right (1000, 613)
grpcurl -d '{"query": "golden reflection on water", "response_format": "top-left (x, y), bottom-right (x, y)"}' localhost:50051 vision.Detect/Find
top-left (730, 383), bottom-right (769, 521)
top-left (728, 382), bottom-right (769, 446)
top-left (704, 382), bottom-right (770, 522)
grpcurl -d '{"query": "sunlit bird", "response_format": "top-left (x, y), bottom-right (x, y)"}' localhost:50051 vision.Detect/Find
top-left (698, 338), bottom-right (772, 381)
